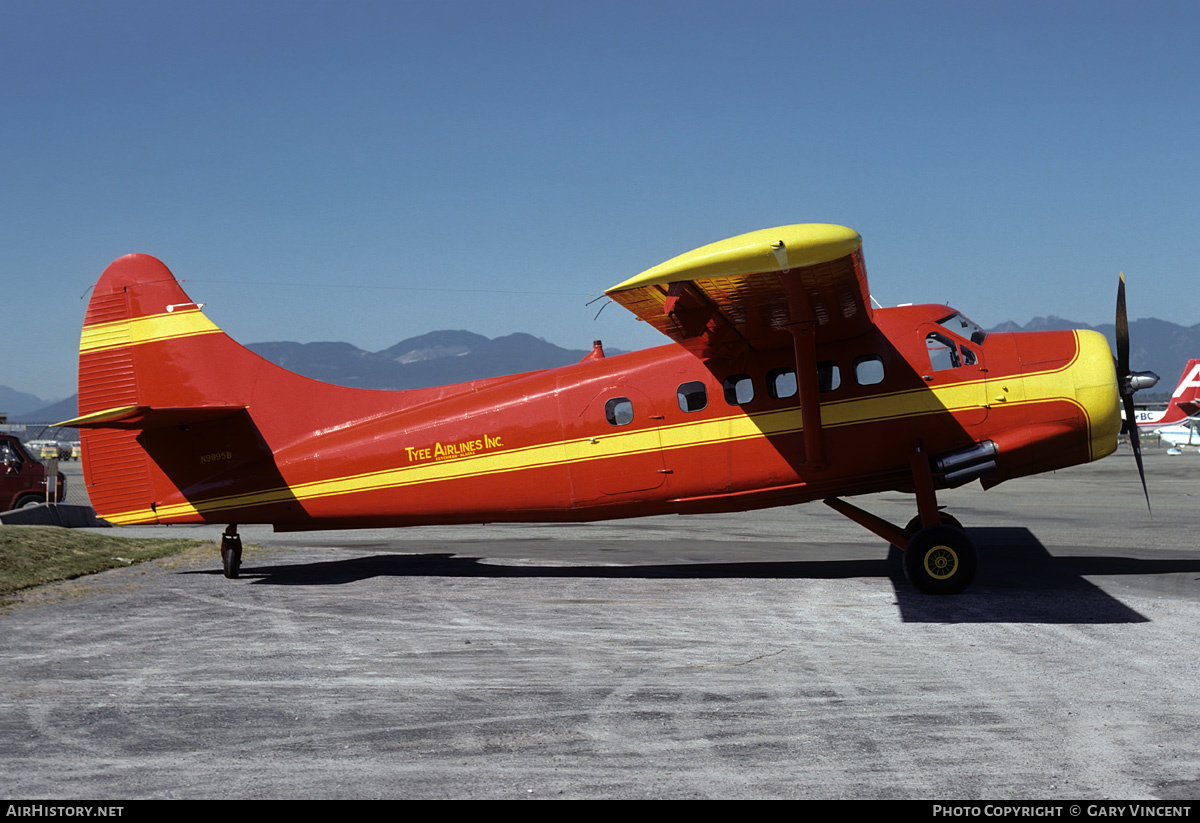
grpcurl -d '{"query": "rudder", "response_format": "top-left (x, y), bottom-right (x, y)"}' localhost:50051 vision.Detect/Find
top-left (66, 254), bottom-right (261, 523)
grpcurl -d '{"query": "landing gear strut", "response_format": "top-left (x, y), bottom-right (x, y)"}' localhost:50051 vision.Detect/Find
top-left (824, 441), bottom-right (978, 594)
top-left (900, 442), bottom-right (976, 593)
top-left (221, 524), bottom-right (242, 579)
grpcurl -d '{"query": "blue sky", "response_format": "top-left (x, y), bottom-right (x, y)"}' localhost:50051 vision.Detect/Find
top-left (4, 0), bottom-right (1198, 400)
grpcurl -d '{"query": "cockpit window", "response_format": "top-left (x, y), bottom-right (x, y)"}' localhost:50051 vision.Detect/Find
top-left (936, 312), bottom-right (987, 345)
top-left (926, 332), bottom-right (962, 370)
top-left (927, 332), bottom-right (980, 371)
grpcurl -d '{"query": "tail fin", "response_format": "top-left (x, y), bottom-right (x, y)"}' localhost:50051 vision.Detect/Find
top-left (1157, 359), bottom-right (1200, 426)
top-left (71, 254), bottom-right (255, 418)
top-left (59, 254), bottom-right (496, 526)
top-left (58, 254), bottom-right (267, 522)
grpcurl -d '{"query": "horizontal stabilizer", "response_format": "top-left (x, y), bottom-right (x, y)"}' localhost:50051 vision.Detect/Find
top-left (56, 404), bottom-right (247, 430)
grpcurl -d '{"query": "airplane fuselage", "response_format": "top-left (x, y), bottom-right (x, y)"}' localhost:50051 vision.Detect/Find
top-left (1156, 422), bottom-right (1198, 449)
top-left (81, 301), bottom-right (1119, 529)
top-left (66, 228), bottom-right (1150, 593)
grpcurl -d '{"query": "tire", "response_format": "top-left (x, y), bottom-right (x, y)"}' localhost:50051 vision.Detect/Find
top-left (891, 512), bottom-right (965, 551)
top-left (221, 547), bottom-right (241, 579)
top-left (903, 524), bottom-right (977, 595)
top-left (16, 495), bottom-right (43, 509)
top-left (904, 512), bottom-right (963, 532)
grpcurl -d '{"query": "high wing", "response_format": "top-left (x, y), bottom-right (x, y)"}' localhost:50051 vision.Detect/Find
top-left (605, 224), bottom-right (871, 360)
top-left (606, 224), bottom-right (873, 469)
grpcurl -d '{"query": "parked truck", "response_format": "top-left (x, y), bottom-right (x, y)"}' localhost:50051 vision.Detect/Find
top-left (0, 434), bottom-right (66, 510)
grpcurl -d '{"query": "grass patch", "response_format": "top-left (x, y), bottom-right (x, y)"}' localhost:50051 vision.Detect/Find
top-left (0, 525), bottom-right (211, 601)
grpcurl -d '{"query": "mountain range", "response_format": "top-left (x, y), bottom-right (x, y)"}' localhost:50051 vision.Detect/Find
top-left (245, 330), bottom-right (608, 392)
top-left (6, 330), bottom-right (610, 424)
top-left (990, 316), bottom-right (1200, 395)
top-left (6, 319), bottom-right (1199, 423)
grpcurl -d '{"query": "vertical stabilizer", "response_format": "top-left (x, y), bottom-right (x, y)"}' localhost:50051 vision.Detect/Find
top-left (1154, 359), bottom-right (1200, 426)
top-left (66, 254), bottom-right (259, 522)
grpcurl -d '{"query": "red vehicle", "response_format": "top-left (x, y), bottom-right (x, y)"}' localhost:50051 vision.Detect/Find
top-left (58, 224), bottom-right (1156, 592)
top-left (0, 434), bottom-right (66, 510)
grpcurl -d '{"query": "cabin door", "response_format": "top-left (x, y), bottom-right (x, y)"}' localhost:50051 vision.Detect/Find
top-left (920, 325), bottom-right (989, 426)
top-left (562, 385), bottom-right (667, 502)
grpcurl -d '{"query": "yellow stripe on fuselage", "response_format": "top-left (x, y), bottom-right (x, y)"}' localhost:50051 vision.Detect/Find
top-left (102, 335), bottom-right (1099, 524)
top-left (80, 310), bottom-right (221, 354)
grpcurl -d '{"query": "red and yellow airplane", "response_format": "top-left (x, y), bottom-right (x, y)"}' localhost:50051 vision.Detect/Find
top-left (58, 224), bottom-right (1156, 593)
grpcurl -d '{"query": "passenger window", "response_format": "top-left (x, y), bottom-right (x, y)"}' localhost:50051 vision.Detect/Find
top-left (722, 375), bottom-right (754, 406)
top-left (768, 365), bottom-right (839, 398)
top-left (605, 397), bottom-right (633, 426)
top-left (961, 346), bottom-right (977, 366)
top-left (768, 368), bottom-right (797, 399)
top-left (817, 361), bottom-right (841, 392)
top-left (854, 355), bottom-right (885, 386)
top-left (677, 381), bottom-right (708, 412)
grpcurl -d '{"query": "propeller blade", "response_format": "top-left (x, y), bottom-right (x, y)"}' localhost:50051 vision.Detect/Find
top-left (1123, 392), bottom-right (1151, 512)
top-left (1116, 272), bottom-right (1130, 382)
top-left (1116, 272), bottom-right (1151, 512)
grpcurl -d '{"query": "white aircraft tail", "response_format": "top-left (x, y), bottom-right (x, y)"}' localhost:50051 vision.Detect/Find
top-left (1143, 359), bottom-right (1200, 427)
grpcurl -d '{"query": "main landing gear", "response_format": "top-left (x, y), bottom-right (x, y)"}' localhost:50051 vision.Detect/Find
top-left (898, 511), bottom-right (976, 593)
top-left (901, 523), bottom-right (977, 595)
top-left (823, 442), bottom-right (979, 595)
top-left (221, 524), bottom-right (242, 579)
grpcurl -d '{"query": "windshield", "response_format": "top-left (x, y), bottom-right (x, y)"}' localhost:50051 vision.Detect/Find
top-left (936, 312), bottom-right (987, 345)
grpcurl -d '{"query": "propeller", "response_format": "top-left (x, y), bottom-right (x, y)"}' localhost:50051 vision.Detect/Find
top-left (1115, 272), bottom-right (1159, 510)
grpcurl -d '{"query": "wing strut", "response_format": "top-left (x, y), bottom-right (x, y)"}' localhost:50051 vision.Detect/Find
top-left (781, 274), bottom-right (827, 469)
top-left (783, 320), bottom-right (826, 469)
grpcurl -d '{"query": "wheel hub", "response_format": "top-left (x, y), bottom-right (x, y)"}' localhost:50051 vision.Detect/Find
top-left (924, 546), bottom-right (958, 579)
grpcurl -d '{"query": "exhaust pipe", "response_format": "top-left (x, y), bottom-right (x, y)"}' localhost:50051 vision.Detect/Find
top-left (936, 441), bottom-right (998, 487)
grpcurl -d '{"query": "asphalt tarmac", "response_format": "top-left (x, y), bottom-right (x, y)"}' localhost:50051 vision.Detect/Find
top-left (1, 450), bottom-right (1198, 799)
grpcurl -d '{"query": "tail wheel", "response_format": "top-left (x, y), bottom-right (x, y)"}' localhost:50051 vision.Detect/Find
top-left (903, 524), bottom-right (977, 595)
top-left (220, 530), bottom-right (242, 579)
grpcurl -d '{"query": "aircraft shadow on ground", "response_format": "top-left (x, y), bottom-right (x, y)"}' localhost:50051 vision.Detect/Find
top-left (183, 527), bottom-right (1200, 624)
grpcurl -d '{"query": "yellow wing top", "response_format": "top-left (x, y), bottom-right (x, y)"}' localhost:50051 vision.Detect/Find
top-left (606, 224), bottom-right (873, 358)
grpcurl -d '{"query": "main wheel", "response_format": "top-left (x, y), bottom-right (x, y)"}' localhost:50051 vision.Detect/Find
top-left (892, 511), bottom-right (964, 551)
top-left (903, 524), bottom-right (977, 594)
top-left (904, 512), bottom-right (963, 532)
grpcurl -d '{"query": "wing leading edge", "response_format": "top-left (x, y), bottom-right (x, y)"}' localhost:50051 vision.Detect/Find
top-left (605, 224), bottom-right (872, 359)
